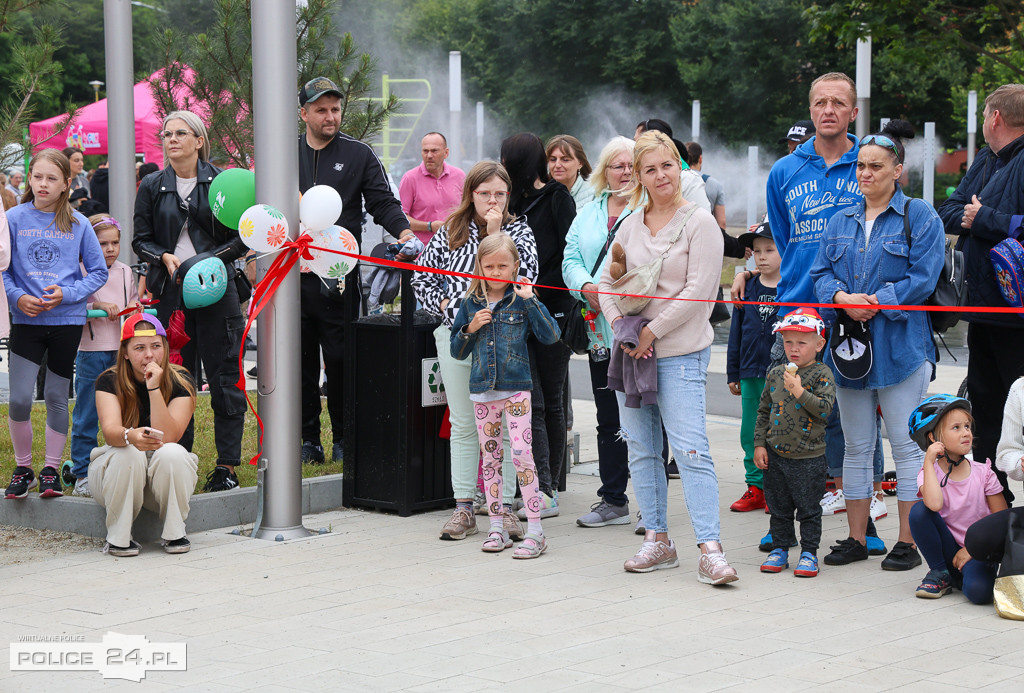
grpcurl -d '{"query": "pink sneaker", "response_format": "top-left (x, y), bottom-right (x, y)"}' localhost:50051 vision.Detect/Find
top-left (697, 541), bottom-right (739, 585)
top-left (624, 539), bottom-right (678, 573)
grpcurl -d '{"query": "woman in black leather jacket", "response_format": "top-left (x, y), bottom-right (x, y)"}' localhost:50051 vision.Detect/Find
top-left (132, 110), bottom-right (248, 492)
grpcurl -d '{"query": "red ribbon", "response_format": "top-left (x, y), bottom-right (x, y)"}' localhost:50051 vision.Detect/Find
top-left (237, 239), bottom-right (1024, 464)
top-left (236, 234), bottom-right (314, 465)
top-left (304, 244), bottom-right (1024, 316)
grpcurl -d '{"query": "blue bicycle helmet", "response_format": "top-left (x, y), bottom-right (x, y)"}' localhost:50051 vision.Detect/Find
top-left (908, 394), bottom-right (972, 452)
top-left (174, 253), bottom-right (228, 309)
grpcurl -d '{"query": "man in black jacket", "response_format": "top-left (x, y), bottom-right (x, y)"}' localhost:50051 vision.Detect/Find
top-left (297, 77), bottom-right (413, 463)
top-left (938, 83), bottom-right (1024, 502)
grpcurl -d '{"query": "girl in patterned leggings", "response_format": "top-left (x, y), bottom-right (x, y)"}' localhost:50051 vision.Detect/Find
top-left (450, 233), bottom-right (561, 558)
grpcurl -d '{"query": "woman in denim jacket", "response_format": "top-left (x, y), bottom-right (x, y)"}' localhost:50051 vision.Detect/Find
top-left (450, 233), bottom-right (560, 557)
top-left (811, 120), bottom-right (945, 569)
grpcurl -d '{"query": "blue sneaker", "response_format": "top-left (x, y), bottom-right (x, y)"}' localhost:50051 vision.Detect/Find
top-left (760, 548), bottom-right (789, 573)
top-left (866, 535), bottom-right (887, 556)
top-left (759, 532), bottom-right (799, 553)
top-left (794, 552), bottom-right (819, 577)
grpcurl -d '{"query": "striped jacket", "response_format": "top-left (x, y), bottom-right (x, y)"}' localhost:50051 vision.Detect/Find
top-left (412, 218), bottom-right (538, 328)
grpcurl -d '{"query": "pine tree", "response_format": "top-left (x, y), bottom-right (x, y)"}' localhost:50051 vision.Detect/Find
top-left (0, 2), bottom-right (76, 171)
top-left (149, 0), bottom-right (400, 168)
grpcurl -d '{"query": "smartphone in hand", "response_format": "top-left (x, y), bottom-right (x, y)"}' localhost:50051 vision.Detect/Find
top-left (142, 427), bottom-right (164, 441)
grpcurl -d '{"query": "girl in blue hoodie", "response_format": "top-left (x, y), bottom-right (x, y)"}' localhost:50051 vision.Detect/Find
top-left (3, 149), bottom-right (107, 499)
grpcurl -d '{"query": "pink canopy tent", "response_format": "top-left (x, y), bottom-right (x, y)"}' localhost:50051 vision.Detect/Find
top-left (29, 69), bottom-right (202, 167)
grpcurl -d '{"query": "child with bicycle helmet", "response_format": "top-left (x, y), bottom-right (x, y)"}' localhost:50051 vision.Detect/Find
top-left (907, 394), bottom-right (1007, 602)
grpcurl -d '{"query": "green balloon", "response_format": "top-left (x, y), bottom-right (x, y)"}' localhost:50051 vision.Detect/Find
top-left (946, 186), bottom-right (956, 197)
top-left (210, 168), bottom-right (256, 230)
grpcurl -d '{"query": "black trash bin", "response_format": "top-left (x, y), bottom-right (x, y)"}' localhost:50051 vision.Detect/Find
top-left (342, 271), bottom-right (453, 516)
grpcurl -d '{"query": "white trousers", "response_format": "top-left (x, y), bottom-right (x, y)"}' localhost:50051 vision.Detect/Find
top-left (89, 443), bottom-right (198, 547)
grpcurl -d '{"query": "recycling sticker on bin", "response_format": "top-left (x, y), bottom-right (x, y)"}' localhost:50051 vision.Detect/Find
top-left (422, 359), bottom-right (447, 407)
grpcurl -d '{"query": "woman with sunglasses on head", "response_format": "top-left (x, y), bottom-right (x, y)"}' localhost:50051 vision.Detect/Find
top-left (562, 136), bottom-right (637, 527)
top-left (501, 133), bottom-right (577, 519)
top-left (132, 110), bottom-right (248, 494)
top-left (413, 160), bottom-right (539, 541)
top-left (811, 120), bottom-right (945, 569)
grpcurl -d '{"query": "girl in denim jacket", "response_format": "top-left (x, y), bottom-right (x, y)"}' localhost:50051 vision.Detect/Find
top-left (451, 233), bottom-right (560, 558)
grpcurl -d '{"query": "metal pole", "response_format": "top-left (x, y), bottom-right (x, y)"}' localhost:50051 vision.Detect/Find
top-left (381, 73), bottom-right (391, 168)
top-left (103, 0), bottom-right (136, 263)
top-left (691, 100), bottom-right (700, 141)
top-left (746, 146), bottom-right (758, 230)
top-left (967, 90), bottom-right (977, 170)
top-left (855, 35), bottom-right (871, 140)
top-left (475, 101), bottom-right (484, 163)
top-left (923, 122), bottom-right (936, 206)
top-left (449, 51), bottom-right (461, 170)
top-left (251, 0), bottom-right (308, 540)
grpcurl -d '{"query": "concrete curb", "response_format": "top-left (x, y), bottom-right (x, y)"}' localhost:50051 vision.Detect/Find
top-left (0, 474), bottom-right (344, 541)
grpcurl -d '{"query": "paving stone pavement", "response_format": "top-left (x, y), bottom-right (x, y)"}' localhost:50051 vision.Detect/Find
top-left (3, 339), bottom-right (1019, 690)
top-left (2, 406), bottom-right (1022, 691)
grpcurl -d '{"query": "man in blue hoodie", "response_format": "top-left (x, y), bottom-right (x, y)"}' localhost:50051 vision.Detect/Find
top-left (766, 72), bottom-right (861, 308)
top-left (762, 73), bottom-right (889, 560)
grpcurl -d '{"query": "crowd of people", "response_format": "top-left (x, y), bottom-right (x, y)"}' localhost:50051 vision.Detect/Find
top-left (1, 74), bottom-right (1023, 608)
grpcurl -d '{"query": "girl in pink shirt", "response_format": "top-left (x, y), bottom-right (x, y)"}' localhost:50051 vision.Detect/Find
top-left (908, 395), bottom-right (1007, 602)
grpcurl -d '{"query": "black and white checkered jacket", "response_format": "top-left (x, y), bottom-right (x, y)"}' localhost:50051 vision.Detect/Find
top-left (412, 218), bottom-right (538, 328)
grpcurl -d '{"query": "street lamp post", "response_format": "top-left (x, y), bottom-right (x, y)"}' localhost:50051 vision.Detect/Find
top-left (89, 80), bottom-right (104, 102)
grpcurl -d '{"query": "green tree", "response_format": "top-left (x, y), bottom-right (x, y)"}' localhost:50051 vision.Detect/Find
top-left (399, 0), bottom-right (685, 137)
top-left (807, 1), bottom-right (1023, 83)
top-left (807, 0), bottom-right (1024, 146)
top-left (671, 0), bottom-right (839, 149)
top-left (149, 0), bottom-right (400, 168)
top-left (0, 1), bottom-right (74, 169)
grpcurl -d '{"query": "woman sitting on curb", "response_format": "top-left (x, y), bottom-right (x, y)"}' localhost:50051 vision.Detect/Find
top-left (90, 313), bottom-right (198, 557)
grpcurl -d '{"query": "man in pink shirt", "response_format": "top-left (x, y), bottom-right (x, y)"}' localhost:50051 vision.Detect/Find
top-left (399, 132), bottom-right (466, 245)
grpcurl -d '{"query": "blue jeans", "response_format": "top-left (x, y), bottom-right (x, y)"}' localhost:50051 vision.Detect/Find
top-left (909, 502), bottom-right (997, 604)
top-left (825, 404), bottom-right (885, 483)
top-left (616, 349), bottom-right (720, 543)
top-left (835, 362), bottom-right (931, 502)
top-left (70, 350), bottom-right (117, 479)
top-left (433, 324), bottom-right (515, 502)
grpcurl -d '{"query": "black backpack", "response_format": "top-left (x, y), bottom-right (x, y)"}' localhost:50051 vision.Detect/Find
top-left (903, 198), bottom-right (966, 333)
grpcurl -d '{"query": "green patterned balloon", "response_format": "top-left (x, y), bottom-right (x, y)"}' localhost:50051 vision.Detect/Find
top-left (209, 168), bottom-right (256, 230)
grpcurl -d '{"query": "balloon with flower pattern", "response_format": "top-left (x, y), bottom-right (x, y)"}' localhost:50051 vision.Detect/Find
top-left (238, 204), bottom-right (290, 253)
top-left (305, 225), bottom-right (358, 278)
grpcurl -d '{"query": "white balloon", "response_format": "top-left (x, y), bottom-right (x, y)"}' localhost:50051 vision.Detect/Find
top-left (305, 225), bottom-right (359, 279)
top-left (237, 204), bottom-right (290, 253)
top-left (299, 185), bottom-right (343, 232)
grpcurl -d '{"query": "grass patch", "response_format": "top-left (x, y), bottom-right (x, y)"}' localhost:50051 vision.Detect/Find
top-left (0, 393), bottom-right (342, 493)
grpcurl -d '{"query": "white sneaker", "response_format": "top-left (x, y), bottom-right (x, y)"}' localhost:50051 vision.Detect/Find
top-left (871, 494), bottom-right (888, 520)
top-left (820, 489), bottom-right (846, 515)
top-left (73, 478), bottom-right (91, 498)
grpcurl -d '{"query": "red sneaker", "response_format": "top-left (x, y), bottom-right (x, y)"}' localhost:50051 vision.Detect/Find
top-left (730, 485), bottom-right (766, 512)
